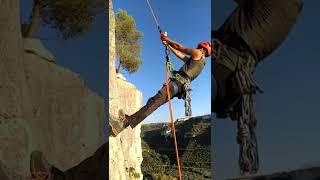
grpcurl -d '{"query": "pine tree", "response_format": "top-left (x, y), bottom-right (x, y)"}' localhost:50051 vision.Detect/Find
top-left (115, 9), bottom-right (143, 74)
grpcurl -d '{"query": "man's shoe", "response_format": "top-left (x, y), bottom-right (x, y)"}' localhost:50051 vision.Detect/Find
top-left (30, 151), bottom-right (52, 180)
top-left (109, 109), bottom-right (129, 137)
top-left (109, 115), bottom-right (129, 137)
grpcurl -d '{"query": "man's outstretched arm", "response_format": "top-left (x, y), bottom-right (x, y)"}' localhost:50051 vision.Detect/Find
top-left (160, 33), bottom-right (202, 60)
top-left (160, 33), bottom-right (193, 55)
top-left (164, 42), bottom-right (189, 63)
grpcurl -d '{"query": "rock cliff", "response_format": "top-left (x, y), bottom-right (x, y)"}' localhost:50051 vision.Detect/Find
top-left (108, 0), bottom-right (143, 179)
top-left (0, 0), bottom-right (104, 178)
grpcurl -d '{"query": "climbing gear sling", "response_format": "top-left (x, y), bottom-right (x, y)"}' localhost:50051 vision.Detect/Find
top-left (229, 55), bottom-right (262, 175)
top-left (213, 40), bottom-right (262, 175)
top-left (170, 72), bottom-right (192, 117)
top-left (146, 0), bottom-right (182, 179)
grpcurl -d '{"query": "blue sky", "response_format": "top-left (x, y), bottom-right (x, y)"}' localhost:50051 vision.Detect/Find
top-left (113, 0), bottom-right (211, 124)
top-left (213, 1), bottom-right (320, 179)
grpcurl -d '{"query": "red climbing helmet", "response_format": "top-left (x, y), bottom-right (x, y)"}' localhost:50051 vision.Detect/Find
top-left (197, 41), bottom-right (212, 57)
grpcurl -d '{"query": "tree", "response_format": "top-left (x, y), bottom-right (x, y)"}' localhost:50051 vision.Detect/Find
top-left (22, 0), bottom-right (106, 39)
top-left (115, 9), bottom-right (143, 74)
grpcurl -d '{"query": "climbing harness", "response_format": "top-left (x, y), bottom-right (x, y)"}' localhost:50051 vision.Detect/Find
top-left (183, 81), bottom-right (192, 117)
top-left (163, 35), bottom-right (192, 119)
top-left (146, 0), bottom-right (182, 179)
top-left (170, 72), bottom-right (192, 117)
top-left (181, 83), bottom-right (192, 117)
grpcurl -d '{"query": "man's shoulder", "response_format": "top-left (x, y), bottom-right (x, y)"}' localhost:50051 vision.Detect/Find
top-left (190, 48), bottom-right (203, 60)
top-left (190, 48), bottom-right (202, 54)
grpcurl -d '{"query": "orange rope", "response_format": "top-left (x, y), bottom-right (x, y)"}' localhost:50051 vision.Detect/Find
top-left (146, 0), bottom-right (161, 29)
top-left (165, 62), bottom-right (182, 180)
top-left (145, 0), bottom-right (182, 178)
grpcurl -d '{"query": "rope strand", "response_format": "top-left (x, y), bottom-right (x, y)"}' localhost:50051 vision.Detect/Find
top-left (146, 0), bottom-right (161, 32)
top-left (165, 62), bottom-right (183, 180)
top-left (146, 0), bottom-right (183, 179)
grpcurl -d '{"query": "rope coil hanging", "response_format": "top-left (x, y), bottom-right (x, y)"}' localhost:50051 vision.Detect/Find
top-left (227, 53), bottom-right (260, 175)
top-left (146, 0), bottom-right (182, 179)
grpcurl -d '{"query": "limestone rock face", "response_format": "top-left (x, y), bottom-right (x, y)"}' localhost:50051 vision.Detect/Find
top-left (1, 42), bottom-right (105, 178)
top-left (109, 0), bottom-right (144, 179)
top-left (22, 48), bottom-right (105, 171)
top-left (0, 0), bottom-right (104, 179)
top-left (108, 76), bottom-right (143, 180)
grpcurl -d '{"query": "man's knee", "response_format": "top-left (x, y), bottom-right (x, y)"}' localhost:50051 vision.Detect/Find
top-left (146, 81), bottom-right (180, 105)
top-left (146, 85), bottom-right (167, 104)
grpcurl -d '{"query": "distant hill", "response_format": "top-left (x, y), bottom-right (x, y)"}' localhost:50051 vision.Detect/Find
top-left (141, 115), bottom-right (212, 180)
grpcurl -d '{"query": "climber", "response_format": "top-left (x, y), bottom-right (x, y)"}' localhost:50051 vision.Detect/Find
top-left (29, 142), bottom-right (108, 180)
top-left (211, 0), bottom-right (303, 175)
top-left (109, 33), bottom-right (212, 136)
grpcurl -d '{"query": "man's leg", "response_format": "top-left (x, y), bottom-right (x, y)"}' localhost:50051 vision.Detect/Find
top-left (127, 80), bottom-right (181, 128)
